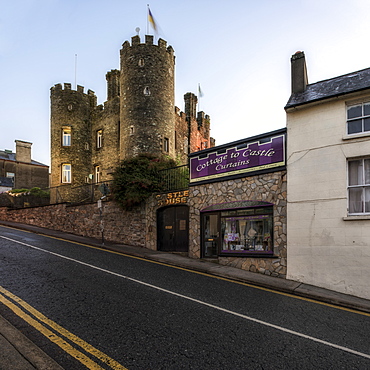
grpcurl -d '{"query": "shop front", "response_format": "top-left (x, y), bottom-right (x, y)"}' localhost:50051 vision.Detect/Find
top-left (188, 128), bottom-right (287, 277)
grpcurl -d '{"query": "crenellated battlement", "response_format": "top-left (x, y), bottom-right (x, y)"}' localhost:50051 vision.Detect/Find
top-left (51, 83), bottom-right (96, 97)
top-left (121, 35), bottom-right (174, 55)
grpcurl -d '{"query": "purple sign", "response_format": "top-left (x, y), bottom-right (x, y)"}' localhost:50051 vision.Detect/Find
top-left (190, 134), bottom-right (285, 183)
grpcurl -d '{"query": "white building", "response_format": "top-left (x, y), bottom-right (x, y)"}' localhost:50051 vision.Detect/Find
top-left (285, 52), bottom-right (370, 300)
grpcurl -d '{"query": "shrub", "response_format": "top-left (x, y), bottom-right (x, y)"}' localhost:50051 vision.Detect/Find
top-left (112, 154), bottom-right (177, 209)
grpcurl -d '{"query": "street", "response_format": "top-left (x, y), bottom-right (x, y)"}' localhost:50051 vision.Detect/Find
top-left (0, 225), bottom-right (370, 369)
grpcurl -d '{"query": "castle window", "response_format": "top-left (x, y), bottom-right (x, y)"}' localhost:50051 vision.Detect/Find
top-left (62, 164), bottom-right (71, 183)
top-left (97, 130), bottom-right (103, 149)
top-left (143, 86), bottom-right (151, 96)
top-left (95, 165), bottom-right (100, 183)
top-left (85, 142), bottom-right (89, 150)
top-left (138, 58), bottom-right (145, 67)
top-left (130, 126), bottom-right (134, 136)
top-left (62, 128), bottom-right (71, 146)
top-left (164, 137), bottom-right (169, 153)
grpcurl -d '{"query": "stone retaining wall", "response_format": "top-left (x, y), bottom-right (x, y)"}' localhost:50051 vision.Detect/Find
top-left (0, 201), bottom-right (146, 248)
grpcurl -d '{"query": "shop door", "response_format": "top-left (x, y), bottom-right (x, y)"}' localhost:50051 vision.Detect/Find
top-left (157, 206), bottom-right (189, 252)
top-left (202, 213), bottom-right (220, 258)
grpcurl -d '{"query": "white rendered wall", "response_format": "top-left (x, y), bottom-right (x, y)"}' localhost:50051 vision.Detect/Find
top-left (286, 94), bottom-right (370, 300)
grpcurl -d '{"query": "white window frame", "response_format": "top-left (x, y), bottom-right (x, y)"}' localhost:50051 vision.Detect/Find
top-left (95, 165), bottom-right (100, 183)
top-left (348, 158), bottom-right (370, 214)
top-left (163, 137), bottom-right (169, 153)
top-left (97, 130), bottom-right (103, 149)
top-left (62, 127), bottom-right (71, 146)
top-left (347, 102), bottom-right (370, 135)
top-left (62, 164), bottom-right (71, 183)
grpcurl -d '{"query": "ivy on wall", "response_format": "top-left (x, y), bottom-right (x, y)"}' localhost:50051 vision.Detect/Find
top-left (112, 154), bottom-right (177, 210)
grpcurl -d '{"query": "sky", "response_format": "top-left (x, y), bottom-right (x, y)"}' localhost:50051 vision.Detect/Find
top-left (2, 0), bottom-right (370, 167)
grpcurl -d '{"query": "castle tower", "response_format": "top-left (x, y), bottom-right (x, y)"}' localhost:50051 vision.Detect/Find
top-left (119, 35), bottom-right (175, 159)
top-left (50, 83), bottom-right (96, 191)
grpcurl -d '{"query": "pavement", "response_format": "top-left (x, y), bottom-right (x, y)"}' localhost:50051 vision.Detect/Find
top-left (1, 220), bottom-right (370, 369)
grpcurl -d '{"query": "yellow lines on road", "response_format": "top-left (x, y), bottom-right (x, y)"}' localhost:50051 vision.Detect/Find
top-left (0, 286), bottom-right (127, 370)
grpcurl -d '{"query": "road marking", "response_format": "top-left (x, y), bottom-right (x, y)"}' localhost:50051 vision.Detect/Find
top-left (0, 286), bottom-right (127, 369)
top-left (1, 234), bottom-right (370, 361)
top-left (1, 226), bottom-right (369, 318)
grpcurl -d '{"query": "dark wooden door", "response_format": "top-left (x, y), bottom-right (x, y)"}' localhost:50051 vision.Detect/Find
top-left (157, 206), bottom-right (189, 252)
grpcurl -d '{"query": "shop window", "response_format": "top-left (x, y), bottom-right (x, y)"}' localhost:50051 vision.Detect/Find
top-left (347, 102), bottom-right (370, 135)
top-left (62, 164), bottom-right (71, 183)
top-left (202, 203), bottom-right (274, 257)
top-left (62, 127), bottom-right (71, 146)
top-left (348, 158), bottom-right (370, 214)
top-left (221, 213), bottom-right (272, 253)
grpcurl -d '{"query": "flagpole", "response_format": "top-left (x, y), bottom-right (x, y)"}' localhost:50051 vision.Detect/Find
top-left (74, 54), bottom-right (77, 89)
top-left (198, 83), bottom-right (201, 113)
top-left (147, 4), bottom-right (149, 35)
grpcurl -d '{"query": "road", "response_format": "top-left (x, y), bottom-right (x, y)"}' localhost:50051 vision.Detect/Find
top-left (0, 225), bottom-right (370, 369)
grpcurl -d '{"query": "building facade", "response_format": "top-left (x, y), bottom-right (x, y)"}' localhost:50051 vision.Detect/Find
top-left (50, 35), bottom-right (214, 192)
top-left (0, 140), bottom-right (49, 190)
top-left (286, 52), bottom-right (370, 300)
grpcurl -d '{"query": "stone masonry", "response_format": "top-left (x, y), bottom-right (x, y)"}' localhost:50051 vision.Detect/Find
top-left (188, 171), bottom-right (287, 278)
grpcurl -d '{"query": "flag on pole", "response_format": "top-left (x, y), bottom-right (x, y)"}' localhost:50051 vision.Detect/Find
top-left (198, 84), bottom-right (204, 98)
top-left (148, 6), bottom-right (157, 33)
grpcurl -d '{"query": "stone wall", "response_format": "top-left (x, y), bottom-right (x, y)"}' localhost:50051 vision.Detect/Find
top-left (0, 201), bottom-right (146, 248)
top-left (188, 171), bottom-right (287, 277)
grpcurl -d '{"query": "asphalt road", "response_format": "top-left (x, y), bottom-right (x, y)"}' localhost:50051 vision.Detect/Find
top-left (1, 226), bottom-right (370, 369)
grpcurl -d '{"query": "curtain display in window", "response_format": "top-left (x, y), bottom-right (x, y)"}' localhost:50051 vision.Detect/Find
top-left (221, 214), bottom-right (272, 253)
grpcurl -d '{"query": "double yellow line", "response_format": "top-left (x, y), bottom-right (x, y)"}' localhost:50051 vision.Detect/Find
top-left (0, 286), bottom-right (127, 370)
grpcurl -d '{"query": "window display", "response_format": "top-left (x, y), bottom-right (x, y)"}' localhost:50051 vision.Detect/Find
top-left (201, 203), bottom-right (274, 257)
top-left (221, 215), bottom-right (272, 253)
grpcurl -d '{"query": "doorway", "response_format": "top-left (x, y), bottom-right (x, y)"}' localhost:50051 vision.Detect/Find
top-left (157, 205), bottom-right (189, 252)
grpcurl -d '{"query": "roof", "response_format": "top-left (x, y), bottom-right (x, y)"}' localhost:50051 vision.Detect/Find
top-left (0, 150), bottom-right (48, 167)
top-left (285, 67), bottom-right (370, 109)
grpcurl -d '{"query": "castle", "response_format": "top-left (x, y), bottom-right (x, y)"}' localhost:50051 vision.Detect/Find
top-left (50, 35), bottom-right (214, 189)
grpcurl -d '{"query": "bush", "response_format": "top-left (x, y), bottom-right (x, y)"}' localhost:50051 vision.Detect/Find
top-left (112, 154), bottom-right (177, 209)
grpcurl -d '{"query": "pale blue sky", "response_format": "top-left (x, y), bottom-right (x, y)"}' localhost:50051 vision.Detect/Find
top-left (1, 0), bottom-right (370, 166)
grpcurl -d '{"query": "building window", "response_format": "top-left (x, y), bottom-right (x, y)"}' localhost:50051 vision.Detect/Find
top-left (202, 202), bottom-right (274, 258)
top-left (138, 58), bottom-right (145, 67)
top-left (62, 128), bottom-right (71, 146)
top-left (62, 164), bottom-right (71, 183)
top-left (6, 172), bottom-right (14, 184)
top-left (348, 158), bottom-right (370, 214)
top-left (347, 102), bottom-right (370, 135)
top-left (143, 86), bottom-right (151, 96)
top-left (95, 166), bottom-right (100, 183)
top-left (130, 126), bottom-right (134, 136)
top-left (163, 137), bottom-right (169, 153)
top-left (97, 130), bottom-right (103, 149)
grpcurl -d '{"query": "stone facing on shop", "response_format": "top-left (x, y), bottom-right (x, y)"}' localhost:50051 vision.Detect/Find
top-left (188, 170), bottom-right (287, 278)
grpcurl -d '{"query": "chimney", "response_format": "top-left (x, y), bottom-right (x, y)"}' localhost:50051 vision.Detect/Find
top-left (15, 140), bottom-right (32, 163)
top-left (291, 51), bottom-right (308, 94)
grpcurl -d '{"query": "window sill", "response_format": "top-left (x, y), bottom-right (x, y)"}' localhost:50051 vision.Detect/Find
top-left (343, 215), bottom-right (370, 221)
top-left (342, 132), bottom-right (370, 141)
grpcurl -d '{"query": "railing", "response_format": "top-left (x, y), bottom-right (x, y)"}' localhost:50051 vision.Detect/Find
top-left (0, 165), bottom-right (190, 209)
top-left (158, 164), bottom-right (189, 192)
top-left (0, 181), bottom-right (113, 209)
